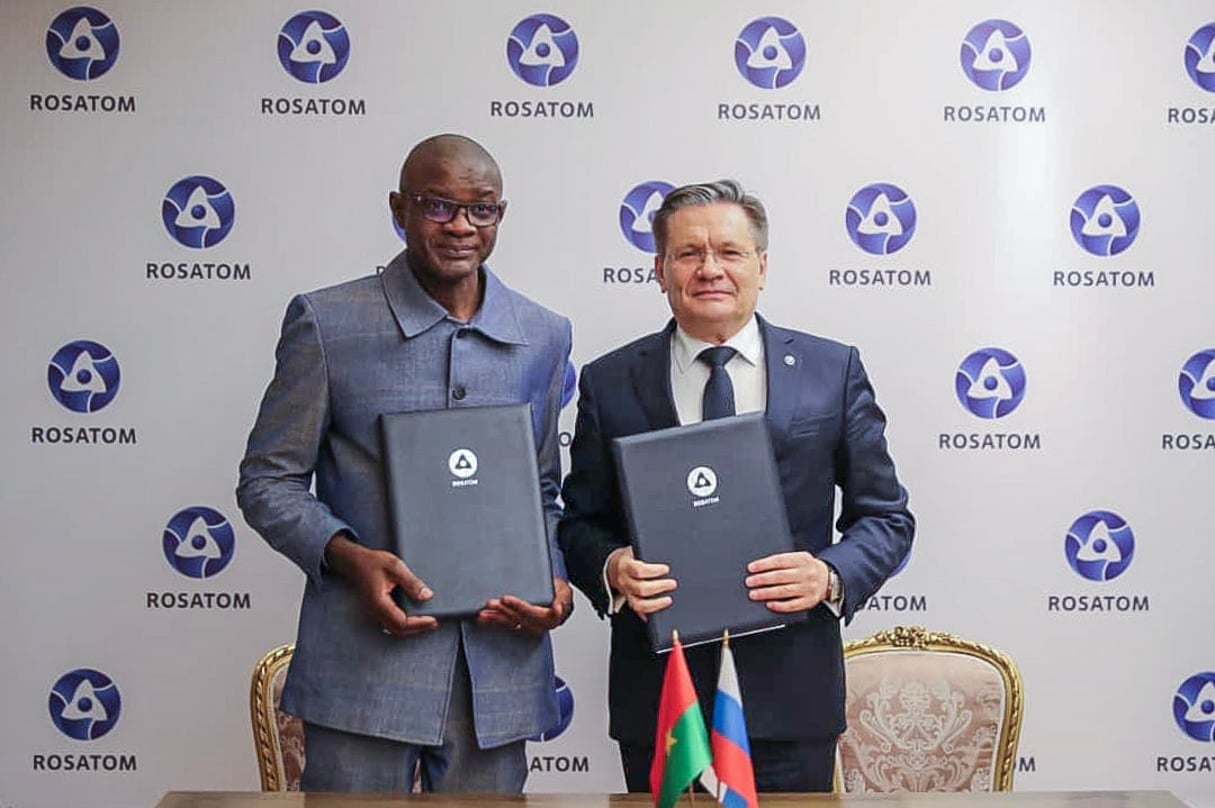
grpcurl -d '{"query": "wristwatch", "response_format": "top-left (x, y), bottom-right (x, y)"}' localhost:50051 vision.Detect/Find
top-left (825, 566), bottom-right (842, 605)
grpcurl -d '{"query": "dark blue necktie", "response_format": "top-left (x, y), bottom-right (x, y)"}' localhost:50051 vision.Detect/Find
top-left (698, 346), bottom-right (737, 420)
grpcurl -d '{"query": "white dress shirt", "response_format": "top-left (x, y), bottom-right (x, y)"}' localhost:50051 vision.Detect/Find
top-left (669, 315), bottom-right (766, 424)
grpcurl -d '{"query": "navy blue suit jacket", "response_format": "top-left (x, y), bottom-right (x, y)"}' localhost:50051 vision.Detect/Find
top-left (557, 315), bottom-right (914, 743)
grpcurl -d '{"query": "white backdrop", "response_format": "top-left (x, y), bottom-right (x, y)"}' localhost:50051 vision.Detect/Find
top-left (2, 3), bottom-right (1213, 808)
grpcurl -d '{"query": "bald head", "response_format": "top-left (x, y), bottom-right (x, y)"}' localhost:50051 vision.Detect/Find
top-left (388, 134), bottom-right (506, 317)
top-left (399, 134), bottom-right (502, 195)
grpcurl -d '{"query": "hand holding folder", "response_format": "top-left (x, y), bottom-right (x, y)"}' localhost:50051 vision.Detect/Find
top-left (323, 532), bottom-right (439, 638)
top-left (605, 545), bottom-right (677, 619)
top-left (477, 578), bottom-right (573, 635)
top-left (744, 550), bottom-right (837, 613)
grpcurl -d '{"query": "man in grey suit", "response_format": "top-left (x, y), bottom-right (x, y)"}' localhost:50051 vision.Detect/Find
top-left (558, 180), bottom-right (914, 792)
top-left (238, 134), bottom-right (573, 793)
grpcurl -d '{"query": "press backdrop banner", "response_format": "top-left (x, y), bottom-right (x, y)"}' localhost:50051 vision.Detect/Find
top-left (1, 3), bottom-right (1213, 808)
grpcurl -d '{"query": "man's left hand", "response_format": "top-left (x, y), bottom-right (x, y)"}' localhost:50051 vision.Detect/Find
top-left (745, 551), bottom-right (830, 612)
top-left (478, 578), bottom-right (573, 635)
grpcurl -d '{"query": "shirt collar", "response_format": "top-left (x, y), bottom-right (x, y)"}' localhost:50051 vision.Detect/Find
top-left (381, 250), bottom-right (528, 345)
top-left (671, 314), bottom-right (762, 373)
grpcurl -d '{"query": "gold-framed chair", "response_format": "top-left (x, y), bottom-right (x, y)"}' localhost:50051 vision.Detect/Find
top-left (249, 643), bottom-right (304, 791)
top-left (836, 625), bottom-right (1024, 793)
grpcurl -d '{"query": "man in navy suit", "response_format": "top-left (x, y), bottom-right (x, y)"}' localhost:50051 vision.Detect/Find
top-left (558, 179), bottom-right (914, 792)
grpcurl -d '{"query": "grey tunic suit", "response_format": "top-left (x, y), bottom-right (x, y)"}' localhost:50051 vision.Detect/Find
top-left (558, 315), bottom-right (914, 744)
top-left (237, 251), bottom-right (572, 747)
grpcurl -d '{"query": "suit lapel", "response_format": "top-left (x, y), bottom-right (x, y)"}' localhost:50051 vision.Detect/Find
top-left (629, 317), bottom-right (798, 433)
top-left (759, 315), bottom-right (799, 437)
top-left (629, 323), bottom-right (679, 431)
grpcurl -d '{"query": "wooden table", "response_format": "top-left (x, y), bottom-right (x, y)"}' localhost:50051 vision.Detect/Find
top-left (155, 791), bottom-right (1189, 808)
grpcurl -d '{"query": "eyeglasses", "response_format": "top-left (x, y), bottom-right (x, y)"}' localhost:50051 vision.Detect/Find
top-left (666, 246), bottom-right (756, 270)
top-left (407, 193), bottom-right (506, 227)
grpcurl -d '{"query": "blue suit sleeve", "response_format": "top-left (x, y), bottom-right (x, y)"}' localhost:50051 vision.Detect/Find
top-left (817, 346), bottom-right (915, 623)
top-left (236, 294), bottom-right (356, 587)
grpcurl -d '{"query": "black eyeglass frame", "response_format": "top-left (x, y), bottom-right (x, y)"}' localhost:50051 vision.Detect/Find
top-left (405, 193), bottom-right (507, 227)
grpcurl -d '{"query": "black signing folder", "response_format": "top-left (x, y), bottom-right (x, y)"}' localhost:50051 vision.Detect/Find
top-left (611, 413), bottom-right (803, 652)
top-left (379, 404), bottom-right (554, 617)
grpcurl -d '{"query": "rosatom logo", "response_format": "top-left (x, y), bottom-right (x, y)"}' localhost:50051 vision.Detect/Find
top-left (1064, 510), bottom-right (1134, 582)
top-left (1179, 349), bottom-right (1215, 419)
top-left (845, 183), bottom-right (917, 255)
top-left (48, 340), bottom-right (120, 413)
top-left (506, 14), bottom-right (578, 87)
top-left (162, 506), bottom-right (236, 579)
top-left (1184, 23), bottom-right (1215, 92)
top-left (955, 347), bottom-right (1026, 419)
top-left (1070, 185), bottom-right (1140, 257)
top-left (48, 668), bottom-right (121, 740)
top-left (960, 20), bottom-right (1031, 91)
top-left (277, 10), bottom-right (350, 84)
top-left (1174, 672), bottom-right (1215, 742)
top-left (619, 181), bottom-right (674, 253)
top-left (449, 449), bottom-right (478, 479)
top-left (686, 466), bottom-right (718, 499)
top-left (162, 176), bottom-right (235, 249)
top-left (734, 17), bottom-right (806, 89)
top-left (531, 675), bottom-right (575, 741)
top-left (46, 6), bottom-right (120, 80)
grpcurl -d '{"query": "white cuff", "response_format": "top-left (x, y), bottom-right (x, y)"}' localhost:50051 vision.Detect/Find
top-left (602, 549), bottom-right (627, 615)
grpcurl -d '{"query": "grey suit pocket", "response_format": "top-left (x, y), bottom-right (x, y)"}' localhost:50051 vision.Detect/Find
top-left (789, 413), bottom-right (835, 438)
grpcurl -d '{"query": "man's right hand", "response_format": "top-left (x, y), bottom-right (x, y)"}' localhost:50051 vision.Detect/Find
top-left (606, 546), bottom-right (677, 619)
top-left (324, 533), bottom-right (438, 637)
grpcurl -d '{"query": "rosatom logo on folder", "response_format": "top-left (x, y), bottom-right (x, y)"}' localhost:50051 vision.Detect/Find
top-left (686, 465), bottom-right (718, 504)
top-left (448, 448), bottom-right (478, 483)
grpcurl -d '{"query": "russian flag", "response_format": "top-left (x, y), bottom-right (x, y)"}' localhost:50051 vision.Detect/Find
top-left (700, 638), bottom-right (758, 808)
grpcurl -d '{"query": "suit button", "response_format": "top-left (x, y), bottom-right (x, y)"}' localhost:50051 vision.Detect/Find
top-left (452, 386), bottom-right (466, 401)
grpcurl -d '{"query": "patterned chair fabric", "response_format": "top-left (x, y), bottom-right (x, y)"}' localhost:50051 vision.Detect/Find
top-left (838, 625), bottom-right (1025, 793)
top-left (250, 644), bottom-right (305, 791)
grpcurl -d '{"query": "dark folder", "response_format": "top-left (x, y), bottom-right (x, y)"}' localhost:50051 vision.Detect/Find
top-left (379, 404), bottom-right (554, 617)
top-left (612, 413), bottom-right (803, 652)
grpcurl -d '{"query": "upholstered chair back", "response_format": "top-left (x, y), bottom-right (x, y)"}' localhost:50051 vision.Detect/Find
top-left (838, 626), bottom-right (1024, 793)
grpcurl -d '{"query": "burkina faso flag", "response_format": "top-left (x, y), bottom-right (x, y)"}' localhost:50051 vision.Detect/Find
top-left (650, 633), bottom-right (712, 808)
